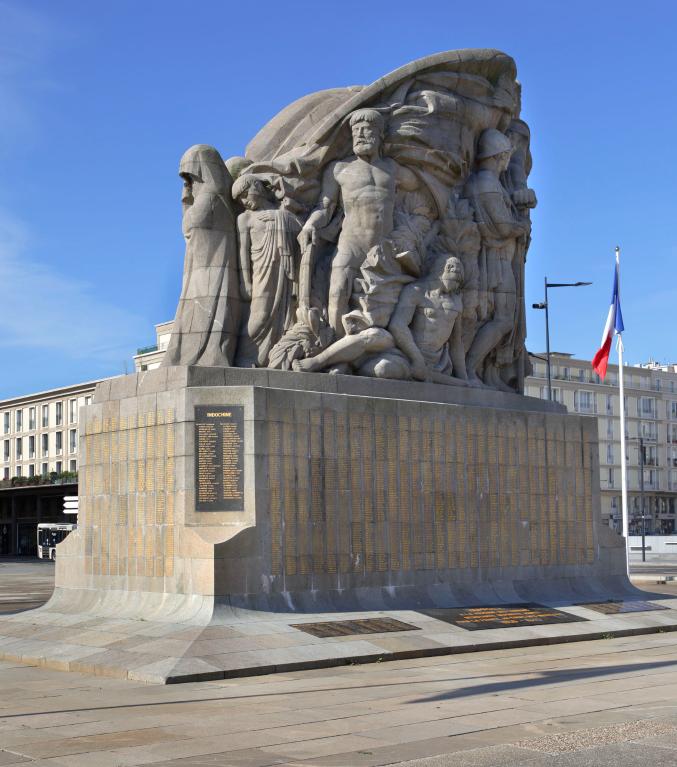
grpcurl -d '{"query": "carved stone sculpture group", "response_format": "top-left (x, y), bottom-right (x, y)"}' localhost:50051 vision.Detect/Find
top-left (163, 49), bottom-right (536, 393)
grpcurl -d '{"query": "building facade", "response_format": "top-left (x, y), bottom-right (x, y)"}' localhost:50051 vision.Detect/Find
top-left (133, 320), bottom-right (173, 372)
top-left (0, 380), bottom-right (102, 555)
top-left (526, 353), bottom-right (677, 534)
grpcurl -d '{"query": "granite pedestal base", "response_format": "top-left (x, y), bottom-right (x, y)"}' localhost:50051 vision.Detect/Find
top-left (0, 367), bottom-right (636, 682)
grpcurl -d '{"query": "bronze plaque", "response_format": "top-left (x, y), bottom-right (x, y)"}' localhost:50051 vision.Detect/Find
top-left (419, 604), bottom-right (585, 630)
top-left (195, 405), bottom-right (244, 512)
top-left (577, 600), bottom-right (668, 615)
top-left (291, 617), bottom-right (420, 638)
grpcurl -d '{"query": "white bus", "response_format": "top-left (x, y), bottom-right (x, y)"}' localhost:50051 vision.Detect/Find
top-left (37, 523), bottom-right (77, 560)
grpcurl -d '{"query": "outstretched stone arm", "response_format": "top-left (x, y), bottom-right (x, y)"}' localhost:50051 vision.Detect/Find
top-left (389, 284), bottom-right (428, 381)
top-left (396, 163), bottom-right (420, 192)
top-left (297, 162), bottom-right (340, 312)
top-left (298, 162), bottom-right (340, 251)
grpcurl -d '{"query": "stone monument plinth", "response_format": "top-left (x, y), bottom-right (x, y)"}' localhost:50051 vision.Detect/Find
top-left (52, 367), bottom-right (626, 620)
top-left (0, 49), bottom-right (651, 684)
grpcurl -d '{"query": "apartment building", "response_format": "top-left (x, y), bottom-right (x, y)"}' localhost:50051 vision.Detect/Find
top-left (133, 320), bottom-right (173, 372)
top-left (526, 353), bottom-right (677, 534)
top-left (0, 380), bottom-right (101, 555)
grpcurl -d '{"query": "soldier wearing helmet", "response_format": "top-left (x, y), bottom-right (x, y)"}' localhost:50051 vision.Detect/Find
top-left (462, 128), bottom-right (528, 390)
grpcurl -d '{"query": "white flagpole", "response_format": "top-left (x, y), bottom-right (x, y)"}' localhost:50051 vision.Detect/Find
top-left (615, 245), bottom-right (630, 573)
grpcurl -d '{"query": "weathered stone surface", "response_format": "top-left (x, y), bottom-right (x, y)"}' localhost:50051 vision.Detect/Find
top-left (47, 368), bottom-right (625, 617)
top-left (164, 50), bottom-right (537, 394)
top-left (163, 145), bottom-right (241, 368)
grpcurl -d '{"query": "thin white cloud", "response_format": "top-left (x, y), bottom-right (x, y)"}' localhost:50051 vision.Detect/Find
top-left (0, 209), bottom-right (146, 363)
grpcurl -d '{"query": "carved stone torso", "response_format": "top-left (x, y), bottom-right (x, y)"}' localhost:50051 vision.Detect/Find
top-left (334, 156), bottom-right (396, 265)
top-left (411, 290), bottom-right (461, 359)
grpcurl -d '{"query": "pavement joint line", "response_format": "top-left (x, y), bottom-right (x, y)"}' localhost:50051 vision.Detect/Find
top-left (1, 657), bottom-right (676, 721)
top-left (4, 621), bottom-right (677, 685)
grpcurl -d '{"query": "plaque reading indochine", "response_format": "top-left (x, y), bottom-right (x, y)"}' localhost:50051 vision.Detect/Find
top-left (195, 405), bottom-right (244, 512)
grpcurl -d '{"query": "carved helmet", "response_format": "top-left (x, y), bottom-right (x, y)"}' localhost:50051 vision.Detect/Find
top-left (476, 128), bottom-right (512, 160)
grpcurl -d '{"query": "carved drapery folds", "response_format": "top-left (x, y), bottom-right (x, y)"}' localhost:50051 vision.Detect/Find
top-left (165, 49), bottom-right (536, 394)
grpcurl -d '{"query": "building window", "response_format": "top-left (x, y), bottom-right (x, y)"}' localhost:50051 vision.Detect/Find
top-left (15, 466), bottom-right (22, 478)
top-left (28, 407), bottom-right (36, 430)
top-left (69, 459), bottom-right (77, 472)
top-left (84, 396), bottom-right (92, 406)
top-left (15, 410), bottom-right (22, 432)
top-left (669, 446), bottom-right (677, 468)
top-left (42, 404), bottom-right (49, 428)
top-left (15, 438), bottom-right (22, 460)
top-left (55, 431), bottom-right (63, 455)
top-left (42, 434), bottom-right (49, 457)
top-left (643, 468), bottom-right (658, 489)
top-left (605, 395), bottom-right (613, 415)
top-left (69, 399), bottom-right (77, 423)
top-left (28, 435), bottom-right (35, 459)
top-left (606, 443), bottom-right (614, 464)
top-left (41, 462), bottom-right (48, 476)
top-left (638, 397), bottom-right (656, 419)
top-left (670, 401), bottom-right (677, 420)
top-left (3, 440), bottom-right (9, 462)
top-left (670, 470), bottom-right (677, 492)
top-left (55, 460), bottom-right (62, 473)
top-left (69, 429), bottom-right (77, 453)
top-left (607, 468), bottom-right (614, 487)
top-left (28, 464), bottom-right (35, 477)
top-left (607, 419), bottom-right (614, 439)
top-left (668, 423), bottom-right (677, 444)
top-left (574, 390), bottom-right (597, 414)
top-left (2, 412), bottom-right (9, 434)
top-left (2, 467), bottom-right (8, 481)
top-left (643, 445), bottom-right (658, 467)
top-left (539, 386), bottom-right (561, 402)
top-left (640, 421), bottom-right (658, 441)
top-left (55, 402), bottom-right (63, 426)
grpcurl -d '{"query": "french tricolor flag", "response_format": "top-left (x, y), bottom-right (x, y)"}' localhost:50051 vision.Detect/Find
top-left (591, 252), bottom-right (624, 380)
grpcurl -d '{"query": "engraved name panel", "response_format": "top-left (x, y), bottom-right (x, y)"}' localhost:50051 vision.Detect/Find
top-left (195, 405), bottom-right (244, 512)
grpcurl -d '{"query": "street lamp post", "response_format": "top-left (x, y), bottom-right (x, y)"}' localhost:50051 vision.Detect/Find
top-left (639, 435), bottom-right (647, 563)
top-left (626, 435), bottom-right (650, 565)
top-left (532, 278), bottom-right (593, 400)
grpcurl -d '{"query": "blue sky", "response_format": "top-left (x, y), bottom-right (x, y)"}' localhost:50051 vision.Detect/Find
top-left (1, 0), bottom-right (675, 398)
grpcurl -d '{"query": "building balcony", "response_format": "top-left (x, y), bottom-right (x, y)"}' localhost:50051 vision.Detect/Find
top-left (0, 471), bottom-right (78, 491)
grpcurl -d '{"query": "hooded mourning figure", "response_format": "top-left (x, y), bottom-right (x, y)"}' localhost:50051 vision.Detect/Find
top-left (163, 144), bottom-right (241, 367)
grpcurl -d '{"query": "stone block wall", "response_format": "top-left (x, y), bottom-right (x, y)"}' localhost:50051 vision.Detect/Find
top-left (54, 367), bottom-right (623, 613)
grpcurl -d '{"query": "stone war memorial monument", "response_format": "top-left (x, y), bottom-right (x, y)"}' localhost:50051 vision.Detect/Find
top-left (2, 49), bottom-right (654, 684)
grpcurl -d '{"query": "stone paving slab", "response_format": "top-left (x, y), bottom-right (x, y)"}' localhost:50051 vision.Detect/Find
top-left (1, 594), bottom-right (677, 684)
top-left (1, 628), bottom-right (676, 767)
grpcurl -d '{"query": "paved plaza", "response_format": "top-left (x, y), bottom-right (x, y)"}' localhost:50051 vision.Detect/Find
top-left (0, 562), bottom-right (676, 766)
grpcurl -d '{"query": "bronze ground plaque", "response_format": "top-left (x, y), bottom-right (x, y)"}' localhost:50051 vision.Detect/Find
top-left (291, 617), bottom-right (420, 638)
top-left (577, 600), bottom-right (668, 615)
top-left (418, 604), bottom-right (586, 630)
